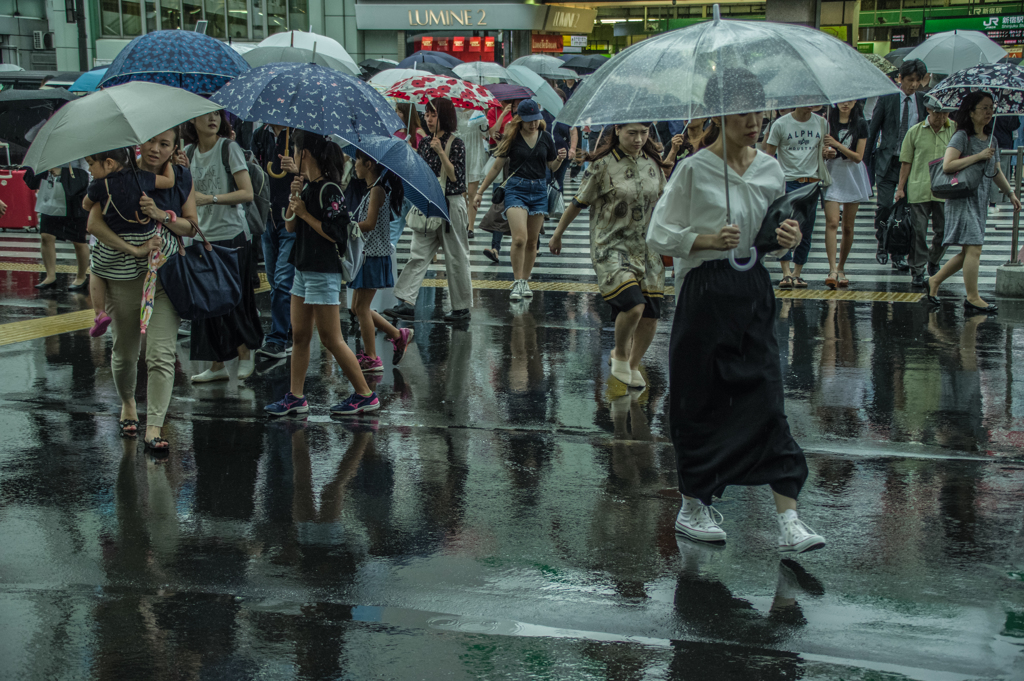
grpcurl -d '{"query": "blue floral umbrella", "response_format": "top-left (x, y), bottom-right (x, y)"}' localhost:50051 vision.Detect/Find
top-left (929, 62), bottom-right (1024, 114)
top-left (335, 135), bottom-right (450, 220)
top-left (211, 62), bottom-right (404, 142)
top-left (99, 30), bottom-right (250, 94)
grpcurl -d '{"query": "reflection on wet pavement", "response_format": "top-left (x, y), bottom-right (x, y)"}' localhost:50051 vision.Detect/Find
top-left (0, 268), bottom-right (1022, 680)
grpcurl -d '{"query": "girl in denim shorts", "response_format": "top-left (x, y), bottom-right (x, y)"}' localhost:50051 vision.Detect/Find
top-left (264, 131), bottom-right (380, 417)
top-left (475, 99), bottom-right (567, 302)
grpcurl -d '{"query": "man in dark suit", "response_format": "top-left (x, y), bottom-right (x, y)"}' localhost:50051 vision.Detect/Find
top-left (866, 58), bottom-right (928, 270)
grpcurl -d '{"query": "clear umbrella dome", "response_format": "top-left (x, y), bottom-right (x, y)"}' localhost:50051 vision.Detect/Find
top-left (510, 55), bottom-right (577, 80)
top-left (557, 15), bottom-right (899, 126)
top-left (905, 30), bottom-right (1006, 76)
top-left (259, 31), bottom-right (360, 76)
top-left (243, 45), bottom-right (359, 75)
top-left (453, 62), bottom-right (512, 85)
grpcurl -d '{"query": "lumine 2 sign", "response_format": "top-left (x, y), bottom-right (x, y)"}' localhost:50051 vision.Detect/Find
top-left (408, 9), bottom-right (488, 26)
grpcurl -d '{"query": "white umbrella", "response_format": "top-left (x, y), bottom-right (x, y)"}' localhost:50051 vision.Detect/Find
top-left (453, 61), bottom-right (512, 85)
top-left (506, 65), bottom-right (564, 115)
top-left (244, 45), bottom-right (355, 75)
top-left (228, 43), bottom-right (258, 56)
top-left (258, 31), bottom-right (360, 77)
top-left (905, 30), bottom-right (1007, 75)
top-left (23, 81), bottom-right (222, 172)
top-left (0, 64), bottom-right (24, 72)
top-left (510, 55), bottom-right (577, 80)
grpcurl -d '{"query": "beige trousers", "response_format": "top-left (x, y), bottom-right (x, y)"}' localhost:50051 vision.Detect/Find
top-left (394, 194), bottom-right (473, 310)
top-left (106, 275), bottom-right (180, 427)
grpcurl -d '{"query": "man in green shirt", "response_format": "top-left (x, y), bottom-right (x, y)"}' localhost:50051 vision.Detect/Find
top-left (895, 94), bottom-right (956, 286)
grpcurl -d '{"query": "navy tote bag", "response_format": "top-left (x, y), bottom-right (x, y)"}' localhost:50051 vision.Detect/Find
top-left (158, 225), bottom-right (243, 321)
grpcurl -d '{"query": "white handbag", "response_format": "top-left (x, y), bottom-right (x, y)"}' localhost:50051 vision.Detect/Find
top-left (406, 135), bottom-right (454, 234)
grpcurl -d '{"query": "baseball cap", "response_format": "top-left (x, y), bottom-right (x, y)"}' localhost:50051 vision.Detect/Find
top-left (517, 99), bottom-right (543, 122)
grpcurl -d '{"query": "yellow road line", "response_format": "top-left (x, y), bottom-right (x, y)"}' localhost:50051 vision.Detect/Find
top-left (0, 309), bottom-right (95, 346)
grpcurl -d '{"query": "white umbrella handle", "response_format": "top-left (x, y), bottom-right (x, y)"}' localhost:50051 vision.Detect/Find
top-left (728, 246), bottom-right (758, 271)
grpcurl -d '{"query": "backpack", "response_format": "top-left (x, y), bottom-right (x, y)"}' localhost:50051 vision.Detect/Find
top-left (187, 140), bottom-right (271, 236)
top-left (319, 182), bottom-right (365, 282)
top-left (880, 199), bottom-right (913, 258)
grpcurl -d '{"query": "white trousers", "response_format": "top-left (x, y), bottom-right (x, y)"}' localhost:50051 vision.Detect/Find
top-left (394, 194), bottom-right (473, 310)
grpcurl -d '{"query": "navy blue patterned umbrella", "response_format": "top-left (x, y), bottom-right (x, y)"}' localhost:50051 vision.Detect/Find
top-left (336, 135), bottom-right (450, 220)
top-left (211, 63), bottom-right (404, 142)
top-left (399, 51), bottom-right (463, 68)
top-left (99, 30), bottom-right (250, 94)
top-left (929, 62), bottom-right (1024, 114)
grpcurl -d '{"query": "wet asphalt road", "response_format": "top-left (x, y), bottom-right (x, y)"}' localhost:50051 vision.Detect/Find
top-left (0, 269), bottom-right (1022, 680)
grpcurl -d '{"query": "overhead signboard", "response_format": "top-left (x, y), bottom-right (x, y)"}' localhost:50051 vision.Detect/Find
top-left (355, 3), bottom-right (547, 31)
top-left (542, 6), bottom-right (596, 34)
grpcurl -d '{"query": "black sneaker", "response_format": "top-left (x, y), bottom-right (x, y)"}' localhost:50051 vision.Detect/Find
top-left (911, 274), bottom-right (926, 288)
top-left (927, 262), bottom-right (940, 277)
top-left (875, 247), bottom-right (889, 266)
top-left (892, 256), bottom-right (910, 272)
top-left (383, 301), bottom-right (416, 321)
top-left (256, 341), bottom-right (288, 359)
top-left (444, 308), bottom-right (471, 322)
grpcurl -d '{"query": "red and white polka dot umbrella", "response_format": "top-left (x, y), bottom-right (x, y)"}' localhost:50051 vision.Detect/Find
top-left (383, 75), bottom-right (500, 111)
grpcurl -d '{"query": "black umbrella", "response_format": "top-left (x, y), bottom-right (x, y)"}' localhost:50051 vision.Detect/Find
top-left (883, 46), bottom-right (916, 69)
top-left (0, 89), bottom-right (76, 162)
top-left (359, 58), bottom-right (398, 78)
top-left (562, 54), bottom-right (609, 75)
top-left (406, 62), bottom-right (459, 78)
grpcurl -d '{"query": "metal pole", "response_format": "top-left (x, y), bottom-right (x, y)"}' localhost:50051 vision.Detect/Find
top-left (1010, 146), bottom-right (1023, 266)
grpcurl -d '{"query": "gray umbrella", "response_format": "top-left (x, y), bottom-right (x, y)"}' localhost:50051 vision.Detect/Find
top-left (558, 5), bottom-right (898, 270)
top-left (23, 81), bottom-right (222, 172)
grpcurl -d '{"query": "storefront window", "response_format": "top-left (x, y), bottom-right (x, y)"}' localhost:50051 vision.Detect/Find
top-left (122, 0), bottom-right (143, 35)
top-left (205, 0), bottom-right (226, 37)
top-left (182, 0), bottom-right (202, 30)
top-left (160, 0), bottom-right (181, 30)
top-left (289, 0), bottom-right (307, 33)
top-left (251, 0), bottom-right (265, 41)
top-left (267, 0), bottom-right (287, 36)
top-left (227, 0), bottom-right (248, 39)
top-left (101, 0), bottom-right (121, 36)
top-left (145, 0), bottom-right (158, 33)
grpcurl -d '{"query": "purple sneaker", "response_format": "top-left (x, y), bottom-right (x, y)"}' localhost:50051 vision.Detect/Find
top-left (359, 353), bottom-right (384, 373)
top-left (330, 392), bottom-right (380, 415)
top-left (265, 392), bottom-right (309, 416)
top-left (389, 327), bottom-right (414, 365)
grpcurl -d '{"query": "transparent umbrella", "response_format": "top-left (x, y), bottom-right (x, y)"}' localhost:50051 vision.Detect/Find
top-left (506, 65), bottom-right (564, 115)
top-left (905, 30), bottom-right (1006, 76)
top-left (259, 31), bottom-right (360, 77)
top-left (453, 61), bottom-right (512, 85)
top-left (509, 55), bottom-right (577, 80)
top-left (558, 4), bottom-right (898, 269)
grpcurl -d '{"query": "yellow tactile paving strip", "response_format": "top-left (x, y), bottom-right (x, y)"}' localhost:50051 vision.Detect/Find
top-left (0, 265), bottom-right (920, 347)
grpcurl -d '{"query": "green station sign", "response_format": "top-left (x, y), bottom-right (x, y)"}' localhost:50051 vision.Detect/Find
top-left (925, 14), bottom-right (1024, 34)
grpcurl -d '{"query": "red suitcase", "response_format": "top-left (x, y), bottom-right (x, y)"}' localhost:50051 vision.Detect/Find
top-left (0, 143), bottom-right (37, 231)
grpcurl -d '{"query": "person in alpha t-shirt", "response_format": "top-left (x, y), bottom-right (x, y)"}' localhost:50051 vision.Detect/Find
top-left (765, 106), bottom-right (835, 289)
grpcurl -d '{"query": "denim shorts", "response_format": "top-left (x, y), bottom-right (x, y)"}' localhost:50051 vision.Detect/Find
top-left (290, 269), bottom-right (342, 306)
top-left (502, 176), bottom-right (548, 219)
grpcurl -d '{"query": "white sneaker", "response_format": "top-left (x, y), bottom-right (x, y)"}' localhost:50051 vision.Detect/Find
top-left (510, 279), bottom-right (523, 301)
top-left (777, 509), bottom-right (825, 554)
top-left (674, 499), bottom-right (727, 543)
top-left (237, 357), bottom-right (255, 380)
top-left (522, 280), bottom-right (533, 298)
top-left (191, 367), bottom-right (229, 383)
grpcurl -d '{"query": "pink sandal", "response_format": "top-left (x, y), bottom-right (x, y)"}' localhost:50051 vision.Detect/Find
top-left (89, 312), bottom-right (112, 338)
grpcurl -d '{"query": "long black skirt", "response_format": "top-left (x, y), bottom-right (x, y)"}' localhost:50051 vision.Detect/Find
top-left (669, 260), bottom-right (807, 505)
top-left (190, 232), bottom-right (265, 362)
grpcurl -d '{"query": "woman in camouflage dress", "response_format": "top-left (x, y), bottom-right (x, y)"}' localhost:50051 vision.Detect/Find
top-left (549, 123), bottom-right (669, 390)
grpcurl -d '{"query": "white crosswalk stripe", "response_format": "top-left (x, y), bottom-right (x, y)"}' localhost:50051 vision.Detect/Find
top-left (3, 177), bottom-right (1020, 288)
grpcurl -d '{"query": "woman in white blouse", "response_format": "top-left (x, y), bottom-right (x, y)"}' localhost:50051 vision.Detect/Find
top-left (646, 69), bottom-right (826, 555)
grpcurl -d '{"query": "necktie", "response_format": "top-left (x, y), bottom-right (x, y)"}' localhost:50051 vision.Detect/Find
top-left (899, 97), bottom-right (910, 141)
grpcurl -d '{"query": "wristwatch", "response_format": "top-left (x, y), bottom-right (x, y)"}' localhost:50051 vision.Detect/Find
top-left (212, 195), bottom-right (219, 204)
top-left (162, 212), bottom-right (172, 225)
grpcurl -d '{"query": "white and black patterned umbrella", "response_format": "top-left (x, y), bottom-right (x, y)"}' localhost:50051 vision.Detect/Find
top-left (929, 62), bottom-right (1024, 115)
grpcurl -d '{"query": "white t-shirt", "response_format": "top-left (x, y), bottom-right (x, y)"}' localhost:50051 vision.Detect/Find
top-left (766, 113), bottom-right (824, 181)
top-left (191, 137), bottom-right (249, 242)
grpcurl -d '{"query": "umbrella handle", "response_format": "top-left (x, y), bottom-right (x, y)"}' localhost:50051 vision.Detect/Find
top-left (728, 246), bottom-right (758, 272)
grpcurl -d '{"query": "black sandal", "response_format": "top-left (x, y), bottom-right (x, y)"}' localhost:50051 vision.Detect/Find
top-left (144, 437), bottom-right (169, 452)
top-left (119, 419), bottom-right (140, 438)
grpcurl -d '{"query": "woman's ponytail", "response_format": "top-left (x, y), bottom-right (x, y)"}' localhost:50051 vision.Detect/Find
top-left (294, 130), bottom-right (346, 184)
